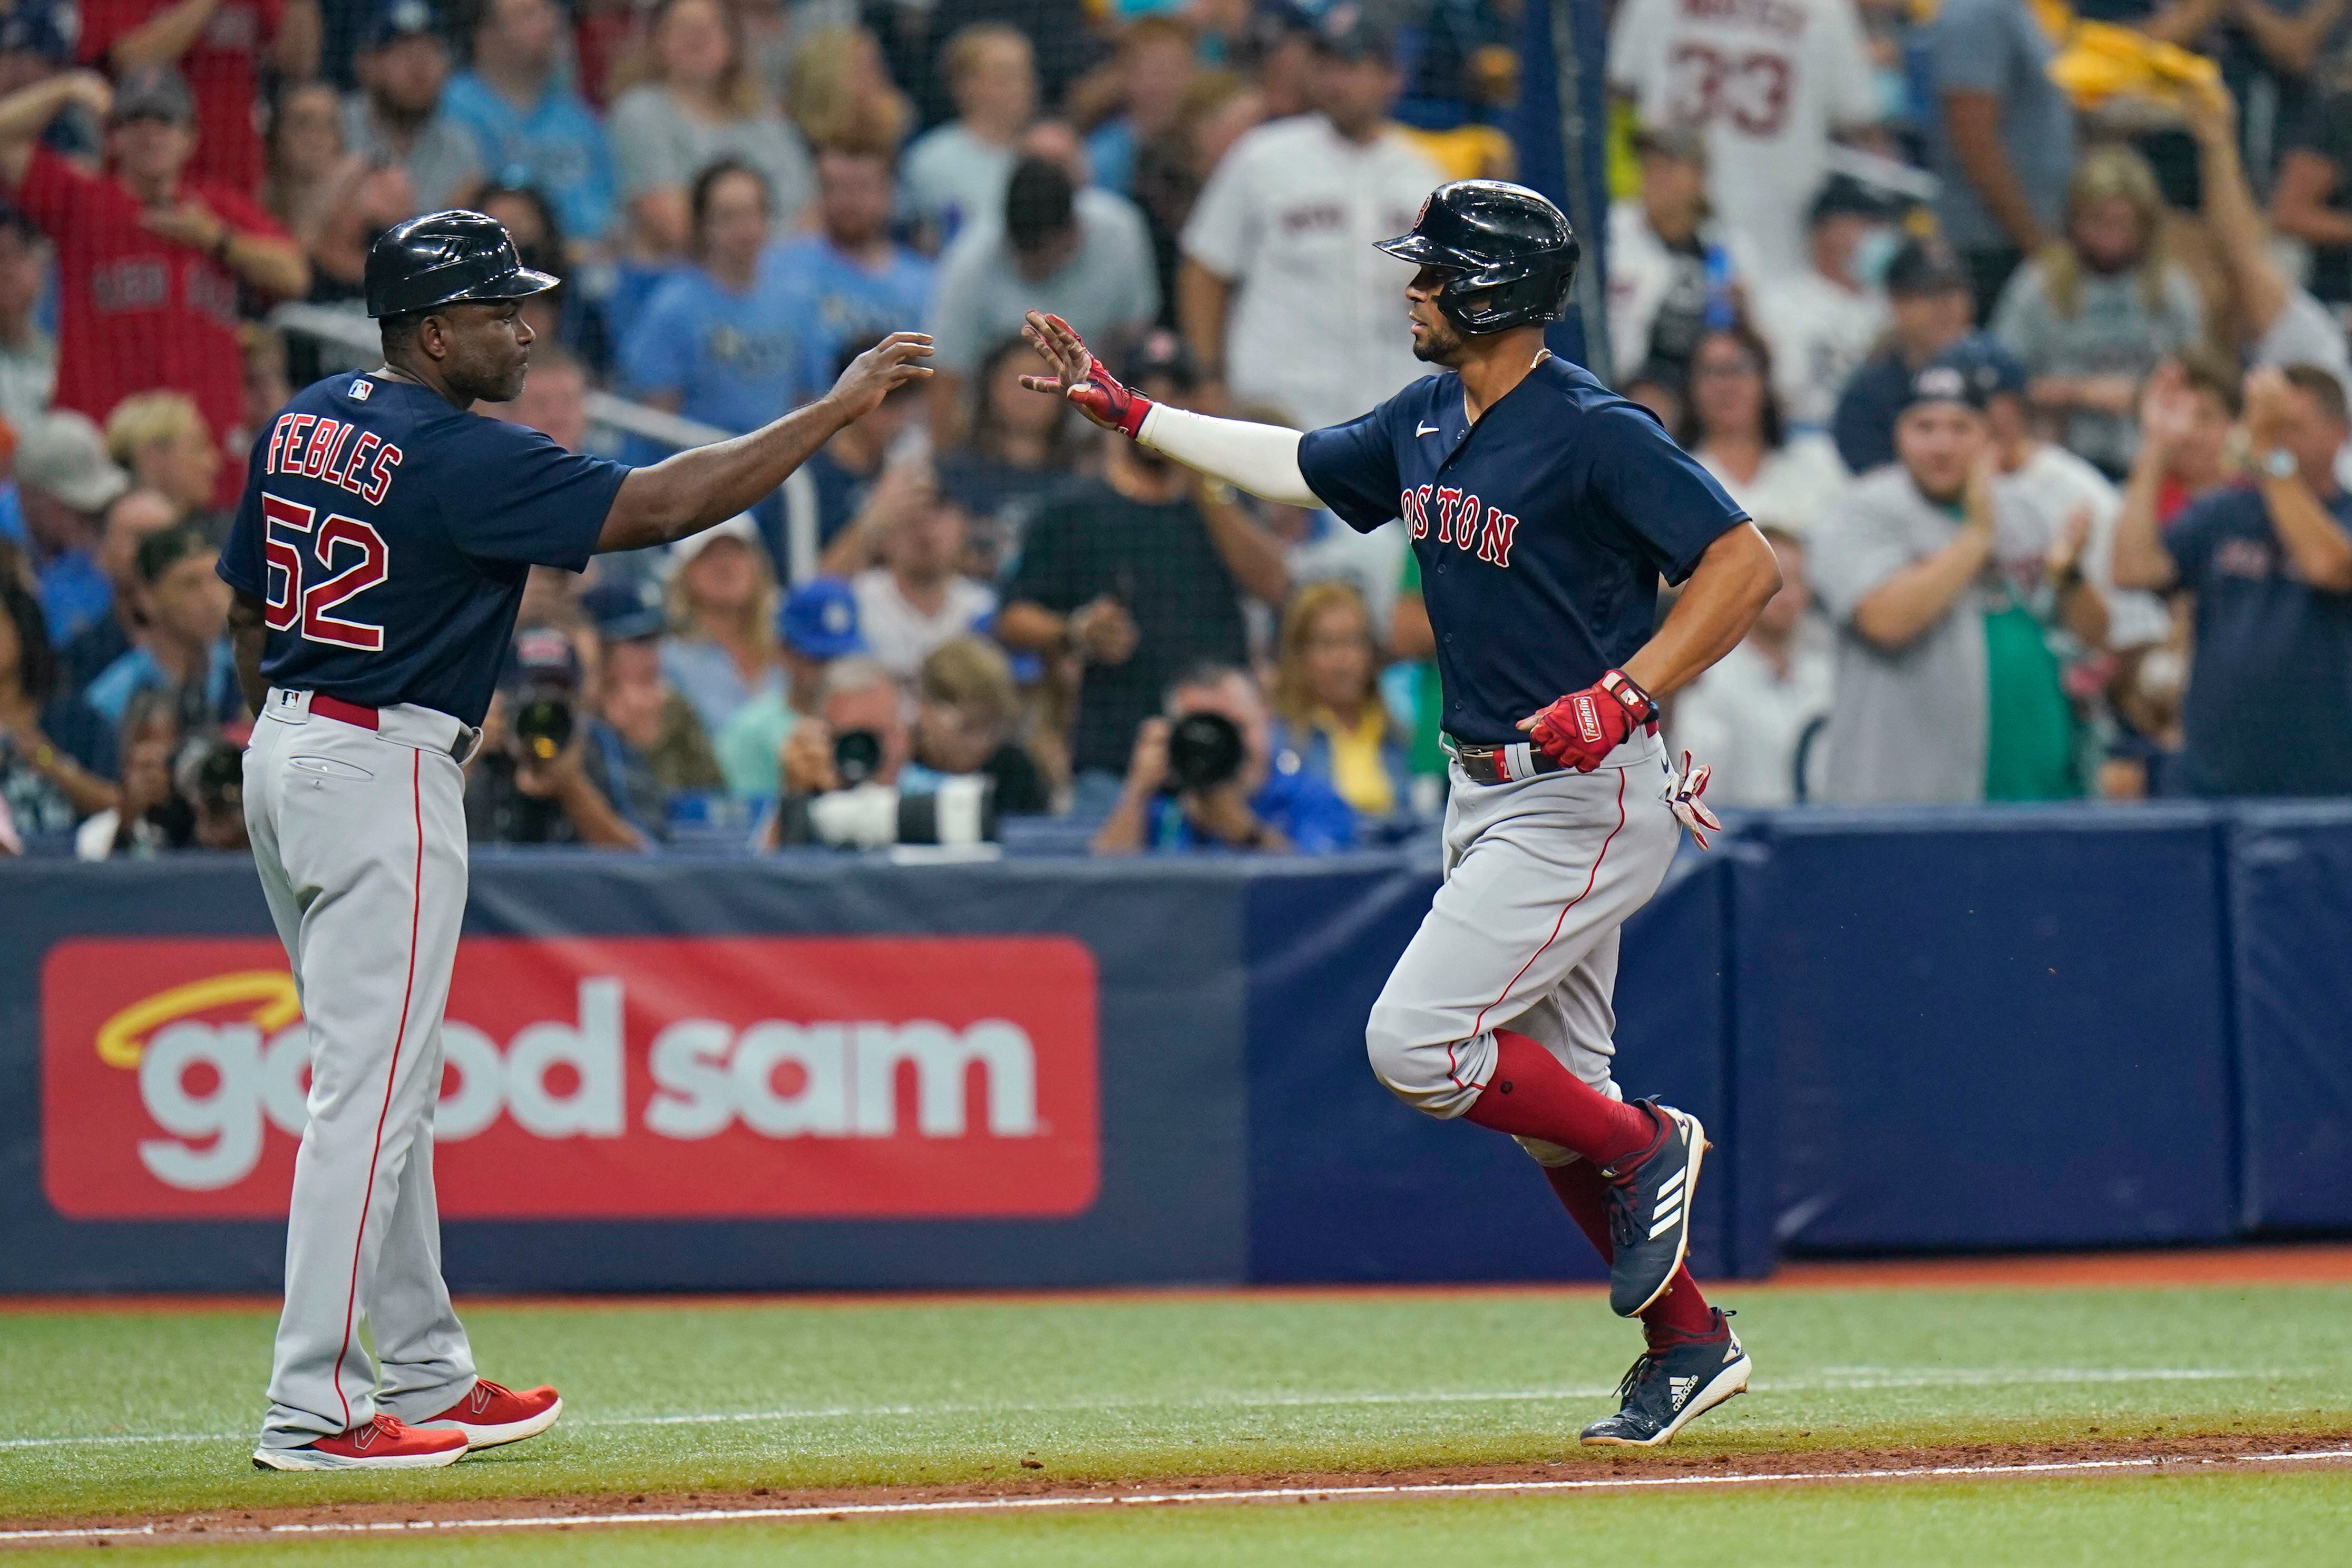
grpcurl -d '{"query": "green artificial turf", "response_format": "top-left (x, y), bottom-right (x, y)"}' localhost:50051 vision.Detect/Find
top-left (7, 1471), bottom-right (2352, 1567)
top-left (2, 1283), bottom-right (2347, 1524)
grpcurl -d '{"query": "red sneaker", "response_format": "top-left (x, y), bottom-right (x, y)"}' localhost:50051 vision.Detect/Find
top-left (252, 1415), bottom-right (468, 1471)
top-left (413, 1378), bottom-right (563, 1450)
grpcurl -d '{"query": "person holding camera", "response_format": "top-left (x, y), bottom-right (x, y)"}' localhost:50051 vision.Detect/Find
top-left (1091, 662), bottom-right (1356, 856)
top-left (764, 653), bottom-right (1006, 849)
top-left (463, 624), bottom-right (648, 850)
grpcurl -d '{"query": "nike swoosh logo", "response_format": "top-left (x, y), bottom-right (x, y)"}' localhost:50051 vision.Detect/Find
top-left (1416, 423), bottom-right (1441, 437)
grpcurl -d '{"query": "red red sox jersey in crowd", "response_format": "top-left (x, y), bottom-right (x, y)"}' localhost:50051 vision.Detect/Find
top-left (80, 0), bottom-right (283, 194)
top-left (16, 147), bottom-right (286, 505)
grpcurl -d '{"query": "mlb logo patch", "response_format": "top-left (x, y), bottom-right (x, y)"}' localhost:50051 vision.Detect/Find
top-left (348, 378), bottom-right (373, 401)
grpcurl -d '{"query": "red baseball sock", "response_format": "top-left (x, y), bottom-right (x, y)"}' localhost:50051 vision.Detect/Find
top-left (1541, 1159), bottom-right (1723, 1348)
top-left (1459, 1029), bottom-right (1659, 1169)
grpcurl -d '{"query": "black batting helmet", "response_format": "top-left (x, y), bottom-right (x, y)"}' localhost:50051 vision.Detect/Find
top-left (364, 209), bottom-right (560, 319)
top-left (1375, 180), bottom-right (1579, 335)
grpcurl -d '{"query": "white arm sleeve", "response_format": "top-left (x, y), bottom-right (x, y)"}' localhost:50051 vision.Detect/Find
top-left (1136, 405), bottom-right (1322, 508)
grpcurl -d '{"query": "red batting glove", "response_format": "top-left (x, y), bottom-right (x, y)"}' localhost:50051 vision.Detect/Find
top-left (1051, 316), bottom-right (1153, 437)
top-left (1521, 669), bottom-right (1658, 772)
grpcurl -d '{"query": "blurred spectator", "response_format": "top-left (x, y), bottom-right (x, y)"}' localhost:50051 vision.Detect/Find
top-left (262, 80), bottom-right (348, 251)
top-left (16, 411), bottom-right (131, 649)
top-left (239, 322), bottom-right (292, 446)
top-left (1618, 357), bottom-right (1687, 436)
top-left (1091, 661), bottom-right (1356, 855)
top-left (73, 687), bottom-right (183, 857)
top-left (586, 581), bottom-right (725, 832)
top-left (1812, 356), bottom-right (2110, 803)
top-left (344, 0), bottom-right (481, 215)
top-left (936, 335), bottom-right (1080, 573)
top-left (846, 491), bottom-right (995, 680)
top-left (786, 335), bottom-right (929, 569)
top-left (81, 521), bottom-right (242, 740)
top-left (1750, 177), bottom-right (1896, 430)
top-left (0, 205), bottom-right (53, 433)
top-left (1178, 9), bottom-right (1439, 430)
top-left (0, 68), bottom-right (307, 508)
top-left (1608, 0), bottom-right (1880, 281)
top-left (1923, 0), bottom-right (2076, 318)
top-left (1132, 68), bottom-right (1261, 293)
top-left (103, 391), bottom-right (221, 527)
top-left (997, 334), bottom-right (1287, 797)
top-left (908, 633), bottom-right (1050, 814)
top-left (482, 341), bottom-right (592, 452)
top-left (1833, 237), bottom-right (1975, 474)
top-left (759, 137), bottom-right (936, 407)
top-left (608, 0), bottom-right (813, 260)
top-left (0, 573), bottom-right (117, 832)
top-left (0, 2), bottom-right (87, 158)
top-left (2114, 364), bottom-right (2352, 797)
top-left (465, 623), bottom-right (648, 848)
top-left (2275, 62), bottom-right (2352, 315)
top-left (81, 0), bottom-right (321, 193)
top-left (929, 151), bottom-right (1158, 437)
top-left (2224, 0), bottom-right (2350, 180)
top-left (765, 652), bottom-right (909, 846)
top-left (443, 0), bottom-right (620, 246)
top-left (1606, 125), bottom-right (1738, 380)
top-left (2187, 83), bottom-right (2352, 383)
top-left (899, 22), bottom-right (1035, 249)
top-left (1681, 325), bottom-right (1850, 541)
top-left (2134, 354), bottom-right (2243, 526)
top-left (621, 159), bottom-right (804, 435)
top-left (714, 573), bottom-right (862, 800)
top-left (1267, 579), bottom-right (1409, 822)
top-left (1993, 145), bottom-right (2206, 478)
top-left (56, 487), bottom-right (174, 697)
top-left (304, 152), bottom-right (418, 302)
top-left (1087, 16), bottom-right (1197, 199)
top-left (661, 511), bottom-right (783, 738)
top-left (1670, 526), bottom-right (1831, 808)
top-left (783, 26), bottom-right (912, 154)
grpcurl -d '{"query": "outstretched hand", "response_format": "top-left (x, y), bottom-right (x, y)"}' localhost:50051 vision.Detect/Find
top-left (827, 331), bottom-right (933, 423)
top-left (1019, 310), bottom-right (1152, 436)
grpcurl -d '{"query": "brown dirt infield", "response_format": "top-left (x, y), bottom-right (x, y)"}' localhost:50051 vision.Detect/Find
top-left (7, 1430), bottom-right (2351, 1548)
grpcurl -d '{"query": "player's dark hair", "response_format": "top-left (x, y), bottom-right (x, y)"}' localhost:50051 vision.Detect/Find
top-left (1675, 324), bottom-right (1785, 454)
top-left (135, 523), bottom-right (214, 587)
top-left (689, 156), bottom-right (770, 253)
top-left (2282, 362), bottom-right (2350, 427)
top-left (0, 572), bottom-right (56, 705)
top-left (379, 309), bottom-right (428, 358)
top-left (1004, 156), bottom-right (1075, 252)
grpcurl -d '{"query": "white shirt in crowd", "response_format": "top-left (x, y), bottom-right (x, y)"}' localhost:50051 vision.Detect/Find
top-left (1699, 433), bottom-right (1849, 538)
top-left (1995, 441), bottom-right (2170, 651)
top-left (0, 329), bottom-right (53, 436)
top-left (851, 570), bottom-right (998, 680)
top-left (1604, 198), bottom-right (1751, 373)
top-left (1671, 625), bottom-right (1834, 807)
top-left (1749, 268), bottom-right (1889, 428)
top-left (899, 123), bottom-right (1019, 247)
top-left (1608, 0), bottom-right (1880, 281)
top-left (1182, 114), bottom-right (1443, 433)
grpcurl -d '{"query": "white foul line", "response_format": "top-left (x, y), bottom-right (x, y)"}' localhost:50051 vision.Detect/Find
top-left (0, 1368), bottom-right (2268, 1451)
top-left (4, 1448), bottom-right (2349, 1544)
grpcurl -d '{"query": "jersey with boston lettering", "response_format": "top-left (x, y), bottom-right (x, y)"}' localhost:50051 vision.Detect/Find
top-left (1297, 355), bottom-right (1747, 746)
top-left (218, 373), bottom-right (631, 728)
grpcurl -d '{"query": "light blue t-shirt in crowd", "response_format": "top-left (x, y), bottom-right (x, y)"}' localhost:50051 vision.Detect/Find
top-left (441, 70), bottom-right (620, 243)
top-left (1922, 0), bottom-right (2075, 253)
top-left (621, 267), bottom-right (811, 436)
top-left (757, 236), bottom-right (937, 404)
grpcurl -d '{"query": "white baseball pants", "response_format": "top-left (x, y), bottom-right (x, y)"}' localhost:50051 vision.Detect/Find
top-left (243, 688), bottom-right (479, 1449)
top-left (1365, 731), bottom-right (1681, 1163)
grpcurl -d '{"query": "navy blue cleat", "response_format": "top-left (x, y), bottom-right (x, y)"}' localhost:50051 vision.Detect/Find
top-left (1578, 1311), bottom-right (1751, 1447)
top-left (1602, 1100), bottom-right (1705, 1317)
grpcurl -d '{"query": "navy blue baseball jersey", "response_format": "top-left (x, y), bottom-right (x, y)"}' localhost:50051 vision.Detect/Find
top-left (1299, 355), bottom-right (1748, 746)
top-left (218, 373), bottom-right (631, 728)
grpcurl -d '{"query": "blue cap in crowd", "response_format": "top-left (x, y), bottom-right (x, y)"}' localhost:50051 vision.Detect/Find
top-left (366, 0), bottom-right (445, 50)
top-left (779, 577), bottom-right (865, 661)
top-left (1901, 333), bottom-right (2030, 416)
top-left (580, 578), bottom-right (665, 644)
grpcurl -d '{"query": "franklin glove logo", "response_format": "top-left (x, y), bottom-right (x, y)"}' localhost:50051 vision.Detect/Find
top-left (1573, 694), bottom-right (1605, 746)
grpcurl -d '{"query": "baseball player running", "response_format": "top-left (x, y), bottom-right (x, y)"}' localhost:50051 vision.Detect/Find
top-left (221, 212), bottom-right (931, 1469)
top-left (1024, 181), bottom-right (1779, 1446)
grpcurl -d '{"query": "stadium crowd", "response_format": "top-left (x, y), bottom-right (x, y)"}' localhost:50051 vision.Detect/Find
top-left (0, 0), bottom-right (2348, 856)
